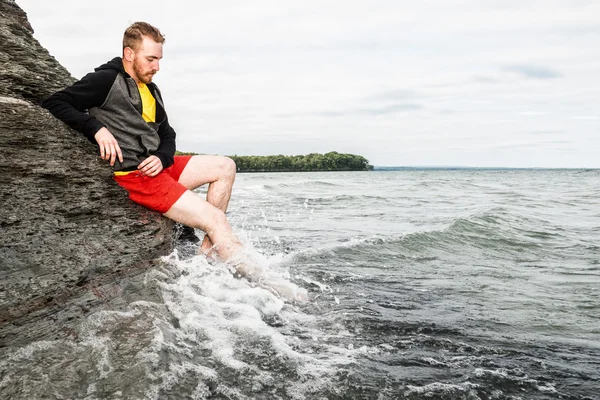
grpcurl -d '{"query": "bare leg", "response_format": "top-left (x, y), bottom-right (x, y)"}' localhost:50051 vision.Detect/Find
top-left (164, 191), bottom-right (265, 280)
top-left (170, 158), bottom-right (308, 302)
top-left (177, 155), bottom-right (237, 254)
top-left (164, 190), bottom-right (242, 261)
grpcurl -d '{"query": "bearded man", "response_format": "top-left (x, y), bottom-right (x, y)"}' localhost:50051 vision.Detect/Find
top-left (43, 22), bottom-right (243, 264)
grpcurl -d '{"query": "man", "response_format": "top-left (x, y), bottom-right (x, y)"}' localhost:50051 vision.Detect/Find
top-left (43, 22), bottom-right (307, 302)
top-left (43, 22), bottom-right (239, 264)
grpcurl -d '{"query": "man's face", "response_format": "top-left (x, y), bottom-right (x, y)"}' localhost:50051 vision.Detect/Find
top-left (132, 36), bottom-right (163, 84)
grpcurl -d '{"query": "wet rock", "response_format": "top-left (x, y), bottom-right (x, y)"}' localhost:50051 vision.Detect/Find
top-left (0, 0), bottom-right (175, 347)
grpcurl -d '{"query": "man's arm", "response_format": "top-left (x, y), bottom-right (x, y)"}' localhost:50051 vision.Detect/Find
top-left (149, 85), bottom-right (177, 169)
top-left (42, 69), bottom-right (117, 142)
top-left (44, 68), bottom-right (123, 166)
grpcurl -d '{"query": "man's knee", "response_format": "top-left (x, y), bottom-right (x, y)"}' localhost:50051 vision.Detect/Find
top-left (220, 156), bottom-right (236, 179)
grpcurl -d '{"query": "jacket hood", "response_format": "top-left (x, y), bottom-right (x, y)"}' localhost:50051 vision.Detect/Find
top-left (95, 57), bottom-right (125, 73)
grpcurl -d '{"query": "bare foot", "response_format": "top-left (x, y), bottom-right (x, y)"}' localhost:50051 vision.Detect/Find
top-left (259, 276), bottom-right (309, 303)
top-left (228, 257), bottom-right (309, 302)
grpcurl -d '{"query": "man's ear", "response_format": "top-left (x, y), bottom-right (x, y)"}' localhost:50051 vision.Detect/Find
top-left (123, 47), bottom-right (135, 62)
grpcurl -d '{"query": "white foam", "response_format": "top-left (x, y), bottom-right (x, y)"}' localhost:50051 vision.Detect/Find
top-left (151, 248), bottom-right (360, 394)
top-left (405, 381), bottom-right (480, 395)
top-left (472, 368), bottom-right (548, 391)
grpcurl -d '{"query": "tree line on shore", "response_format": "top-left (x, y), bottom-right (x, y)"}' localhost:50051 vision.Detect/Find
top-left (176, 151), bottom-right (373, 172)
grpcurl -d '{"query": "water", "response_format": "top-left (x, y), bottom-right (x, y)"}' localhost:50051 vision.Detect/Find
top-left (1, 169), bottom-right (599, 399)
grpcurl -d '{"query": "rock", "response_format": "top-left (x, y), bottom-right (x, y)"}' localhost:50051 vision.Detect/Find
top-left (0, 0), bottom-right (175, 347)
top-left (0, 0), bottom-right (74, 104)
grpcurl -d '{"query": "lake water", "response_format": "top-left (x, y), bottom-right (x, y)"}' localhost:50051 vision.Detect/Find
top-left (1, 169), bottom-right (599, 399)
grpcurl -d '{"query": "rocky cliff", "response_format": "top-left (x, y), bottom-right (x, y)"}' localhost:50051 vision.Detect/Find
top-left (0, 0), bottom-right (175, 347)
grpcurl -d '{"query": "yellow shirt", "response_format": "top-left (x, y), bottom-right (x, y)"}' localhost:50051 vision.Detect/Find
top-left (137, 83), bottom-right (156, 123)
top-left (114, 83), bottom-right (157, 176)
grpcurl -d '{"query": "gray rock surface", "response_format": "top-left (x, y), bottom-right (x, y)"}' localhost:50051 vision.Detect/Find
top-left (0, 0), bottom-right (175, 347)
top-left (0, 0), bottom-right (74, 104)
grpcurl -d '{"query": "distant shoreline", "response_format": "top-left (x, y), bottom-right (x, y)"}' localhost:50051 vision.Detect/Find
top-left (373, 166), bottom-right (600, 171)
top-left (176, 151), bottom-right (374, 172)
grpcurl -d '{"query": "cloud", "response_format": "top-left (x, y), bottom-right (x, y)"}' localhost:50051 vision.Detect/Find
top-left (489, 138), bottom-right (575, 151)
top-left (365, 89), bottom-right (419, 102)
top-left (505, 65), bottom-right (563, 79)
top-left (471, 75), bottom-right (500, 84)
top-left (571, 116), bottom-right (599, 120)
top-left (314, 103), bottom-right (423, 118)
top-left (517, 111), bottom-right (551, 116)
top-left (524, 129), bottom-right (565, 136)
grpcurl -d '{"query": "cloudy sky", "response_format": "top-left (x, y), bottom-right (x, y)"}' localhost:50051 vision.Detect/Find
top-left (17, 0), bottom-right (600, 167)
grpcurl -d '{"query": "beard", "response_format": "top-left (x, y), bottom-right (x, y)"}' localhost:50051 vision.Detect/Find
top-left (132, 59), bottom-right (155, 84)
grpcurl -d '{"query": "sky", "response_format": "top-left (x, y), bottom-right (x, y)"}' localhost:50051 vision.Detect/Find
top-left (16, 0), bottom-right (600, 167)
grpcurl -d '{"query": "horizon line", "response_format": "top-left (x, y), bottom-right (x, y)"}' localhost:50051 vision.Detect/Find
top-left (372, 165), bottom-right (600, 170)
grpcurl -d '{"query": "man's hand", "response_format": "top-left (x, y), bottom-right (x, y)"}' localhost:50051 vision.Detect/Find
top-left (94, 127), bottom-right (123, 166)
top-left (138, 155), bottom-right (163, 177)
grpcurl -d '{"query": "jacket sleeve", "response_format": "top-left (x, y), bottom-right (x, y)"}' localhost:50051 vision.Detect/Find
top-left (42, 69), bottom-right (117, 143)
top-left (151, 85), bottom-right (177, 169)
top-left (154, 117), bottom-right (176, 169)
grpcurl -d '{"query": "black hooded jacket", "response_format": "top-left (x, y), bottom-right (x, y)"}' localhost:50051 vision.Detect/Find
top-left (43, 57), bottom-right (176, 171)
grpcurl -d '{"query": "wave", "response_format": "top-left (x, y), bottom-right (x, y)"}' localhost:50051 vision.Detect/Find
top-left (287, 208), bottom-right (564, 267)
top-left (262, 181), bottom-right (341, 191)
top-left (294, 194), bottom-right (390, 206)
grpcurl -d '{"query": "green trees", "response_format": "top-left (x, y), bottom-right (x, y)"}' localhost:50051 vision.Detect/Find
top-left (229, 152), bottom-right (373, 172)
top-left (176, 151), bottom-right (373, 172)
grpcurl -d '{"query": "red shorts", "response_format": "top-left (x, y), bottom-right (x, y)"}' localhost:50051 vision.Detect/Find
top-left (113, 155), bottom-right (192, 214)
